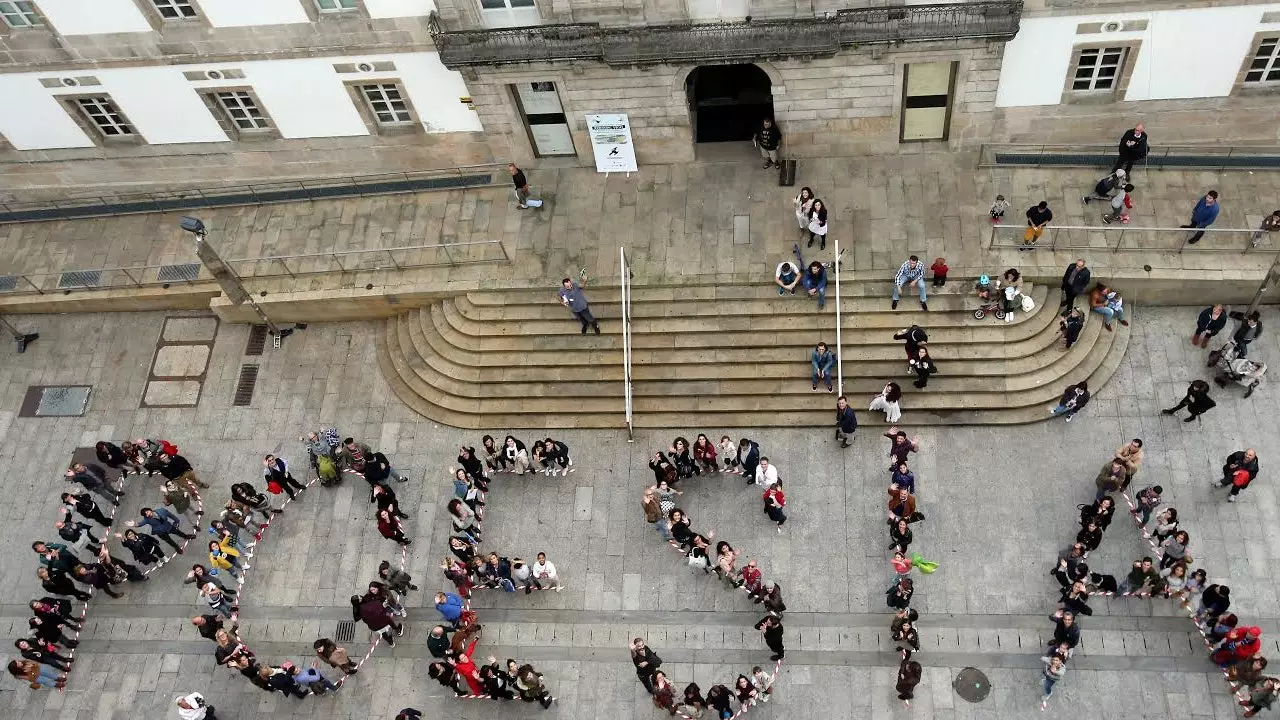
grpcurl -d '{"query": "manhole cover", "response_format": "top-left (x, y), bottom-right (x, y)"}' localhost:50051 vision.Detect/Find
top-left (19, 385), bottom-right (92, 417)
top-left (953, 667), bottom-right (990, 703)
top-left (334, 621), bottom-right (355, 644)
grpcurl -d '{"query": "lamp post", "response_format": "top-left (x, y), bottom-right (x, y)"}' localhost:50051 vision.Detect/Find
top-left (0, 314), bottom-right (38, 353)
top-left (180, 216), bottom-right (293, 344)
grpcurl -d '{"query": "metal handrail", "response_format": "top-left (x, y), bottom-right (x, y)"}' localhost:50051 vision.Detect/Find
top-left (989, 223), bottom-right (1270, 254)
top-left (978, 142), bottom-right (1280, 169)
top-left (0, 239), bottom-right (511, 296)
top-left (0, 164), bottom-right (511, 222)
top-left (620, 247), bottom-right (634, 441)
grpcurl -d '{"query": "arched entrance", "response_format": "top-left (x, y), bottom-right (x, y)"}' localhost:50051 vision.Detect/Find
top-left (685, 64), bottom-right (773, 143)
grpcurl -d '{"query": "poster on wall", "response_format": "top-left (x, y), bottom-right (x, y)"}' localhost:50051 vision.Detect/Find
top-left (586, 113), bottom-right (638, 173)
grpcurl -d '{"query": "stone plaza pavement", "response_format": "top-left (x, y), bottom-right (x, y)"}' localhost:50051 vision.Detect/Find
top-left (0, 305), bottom-right (1279, 719)
top-left (3, 149), bottom-right (1280, 301)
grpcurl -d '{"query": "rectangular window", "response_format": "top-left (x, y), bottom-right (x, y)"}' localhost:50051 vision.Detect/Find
top-left (315, 0), bottom-right (358, 11)
top-left (479, 0), bottom-right (535, 8)
top-left (152, 0), bottom-right (198, 19)
top-left (1070, 46), bottom-right (1128, 92)
top-left (360, 83), bottom-right (413, 125)
top-left (0, 1), bottom-right (41, 27)
top-left (75, 97), bottom-right (134, 137)
top-left (1245, 36), bottom-right (1280, 84)
top-left (214, 91), bottom-right (271, 131)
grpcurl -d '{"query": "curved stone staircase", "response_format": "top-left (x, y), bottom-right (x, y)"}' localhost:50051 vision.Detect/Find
top-left (375, 281), bottom-right (1130, 429)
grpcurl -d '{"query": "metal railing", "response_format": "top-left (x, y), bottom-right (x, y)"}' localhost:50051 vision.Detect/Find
top-left (0, 165), bottom-right (509, 223)
top-left (989, 224), bottom-right (1271, 254)
top-left (0, 239), bottom-right (510, 296)
top-left (431, 1), bottom-right (1022, 68)
top-left (978, 143), bottom-right (1280, 170)
top-left (620, 247), bottom-right (635, 441)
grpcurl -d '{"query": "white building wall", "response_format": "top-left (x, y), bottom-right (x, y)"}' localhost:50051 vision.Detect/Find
top-left (34, 0), bottom-right (153, 35)
top-left (365, 0), bottom-right (436, 18)
top-left (0, 52), bottom-right (483, 150)
top-left (996, 4), bottom-right (1280, 107)
top-left (0, 75), bottom-right (93, 150)
top-left (196, 0), bottom-right (310, 27)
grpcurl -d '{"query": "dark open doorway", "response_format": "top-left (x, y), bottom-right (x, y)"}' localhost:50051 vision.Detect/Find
top-left (686, 64), bottom-right (773, 143)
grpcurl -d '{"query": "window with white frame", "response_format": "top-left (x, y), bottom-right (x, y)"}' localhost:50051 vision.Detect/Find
top-left (315, 0), bottom-right (358, 12)
top-left (0, 1), bottom-right (41, 27)
top-left (75, 97), bottom-right (134, 138)
top-left (213, 91), bottom-right (271, 131)
top-left (151, 0), bottom-right (198, 19)
top-left (478, 0), bottom-right (538, 29)
top-left (1245, 36), bottom-right (1280, 84)
top-left (1069, 46), bottom-right (1129, 92)
top-left (359, 83), bottom-right (413, 126)
top-left (686, 0), bottom-right (747, 21)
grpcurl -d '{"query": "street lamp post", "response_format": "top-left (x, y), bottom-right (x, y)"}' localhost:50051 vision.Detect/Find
top-left (0, 314), bottom-right (38, 353)
top-left (180, 216), bottom-right (294, 345)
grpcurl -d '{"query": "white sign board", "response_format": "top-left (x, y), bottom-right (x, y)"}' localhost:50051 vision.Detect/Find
top-left (586, 113), bottom-right (638, 173)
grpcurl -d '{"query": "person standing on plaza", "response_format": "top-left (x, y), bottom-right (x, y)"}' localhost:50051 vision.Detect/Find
top-left (896, 648), bottom-right (922, 708)
top-left (1021, 200), bottom-right (1053, 250)
top-left (1113, 124), bottom-right (1149, 174)
top-left (1101, 183), bottom-right (1135, 224)
top-left (1242, 677), bottom-right (1280, 718)
top-left (835, 395), bottom-right (857, 448)
top-left (377, 509), bottom-right (412, 546)
top-left (630, 638), bottom-right (661, 693)
top-left (642, 486), bottom-right (673, 540)
top-left (157, 451), bottom-right (210, 492)
top-left (1193, 304), bottom-right (1230, 348)
top-left (793, 187), bottom-right (814, 238)
top-left (1253, 209), bottom-right (1280, 247)
top-left (65, 462), bottom-right (121, 506)
top-left (356, 591), bottom-right (403, 647)
top-left (691, 434), bottom-right (717, 474)
top-left (1114, 438), bottom-right (1144, 482)
top-left (508, 163), bottom-right (542, 209)
top-left (263, 454), bottom-right (306, 500)
top-left (60, 492), bottom-right (113, 527)
top-left (763, 481), bottom-right (787, 532)
top-left (806, 199), bottom-right (828, 250)
top-left (1162, 379), bottom-right (1215, 422)
top-left (1181, 190), bottom-right (1220, 245)
top-left (558, 276), bottom-right (600, 335)
top-left (314, 638), bottom-right (358, 675)
top-left (37, 567), bottom-right (89, 601)
top-left (1094, 458), bottom-right (1127, 502)
top-left (753, 456), bottom-right (779, 488)
top-left (1229, 309), bottom-right (1264, 357)
top-left (1133, 485), bottom-right (1163, 525)
top-left (891, 255), bottom-right (928, 311)
top-left (737, 438), bottom-right (761, 483)
top-left (754, 614), bottom-right (785, 660)
top-left (129, 506), bottom-right (197, 550)
top-left (811, 341), bottom-right (836, 392)
top-left (8, 659), bottom-right (65, 690)
top-left (532, 551), bottom-right (560, 590)
top-left (1214, 448), bottom-right (1260, 502)
top-left (753, 117), bottom-right (782, 170)
top-left (55, 516), bottom-right (102, 555)
top-left (1059, 259), bottom-right (1092, 314)
top-left (1040, 654), bottom-right (1067, 709)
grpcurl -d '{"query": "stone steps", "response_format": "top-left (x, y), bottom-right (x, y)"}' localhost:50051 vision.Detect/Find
top-left (375, 280), bottom-right (1131, 429)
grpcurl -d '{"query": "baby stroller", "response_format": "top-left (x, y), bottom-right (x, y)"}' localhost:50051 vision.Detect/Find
top-left (1210, 340), bottom-right (1266, 398)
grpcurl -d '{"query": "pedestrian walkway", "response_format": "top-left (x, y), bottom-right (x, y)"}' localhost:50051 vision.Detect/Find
top-left (3, 153), bottom-right (1279, 307)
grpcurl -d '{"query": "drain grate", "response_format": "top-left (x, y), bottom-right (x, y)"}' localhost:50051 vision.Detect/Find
top-left (0, 275), bottom-right (16, 292)
top-left (157, 263), bottom-right (201, 283)
top-left (58, 270), bottom-right (102, 289)
top-left (232, 364), bottom-right (259, 406)
top-left (19, 385), bottom-right (92, 418)
top-left (334, 621), bottom-right (356, 644)
top-left (244, 325), bottom-right (268, 356)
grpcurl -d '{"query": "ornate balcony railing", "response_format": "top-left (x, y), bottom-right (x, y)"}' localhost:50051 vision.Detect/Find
top-left (431, 1), bottom-right (1022, 69)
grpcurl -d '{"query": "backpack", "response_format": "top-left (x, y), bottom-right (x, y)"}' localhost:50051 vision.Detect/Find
top-left (316, 455), bottom-right (339, 486)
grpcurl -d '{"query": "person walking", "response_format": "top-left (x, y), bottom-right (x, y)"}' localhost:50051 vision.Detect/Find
top-left (811, 341), bottom-right (836, 392)
top-left (793, 187), bottom-right (815, 239)
top-left (909, 347), bottom-right (937, 389)
top-left (1059, 259), bottom-right (1091, 314)
top-left (1193, 304), bottom-right (1230, 347)
top-left (630, 638), bottom-right (661, 693)
top-left (1215, 448), bottom-right (1260, 502)
top-left (891, 255), bottom-right (928, 311)
top-left (835, 395), bottom-right (857, 448)
top-left (1162, 380), bottom-right (1215, 422)
top-left (1113, 124), bottom-right (1149, 174)
top-left (1181, 190), bottom-right (1220, 245)
top-left (558, 276), bottom-right (600, 335)
top-left (753, 117), bottom-right (782, 170)
top-left (1229, 310), bottom-right (1264, 357)
top-left (896, 648), bottom-right (922, 708)
top-left (508, 163), bottom-right (541, 209)
top-left (1023, 201), bottom-right (1053, 250)
top-left (754, 614), bottom-right (785, 660)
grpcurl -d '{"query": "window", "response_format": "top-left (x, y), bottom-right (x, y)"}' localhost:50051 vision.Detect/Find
top-left (478, 0), bottom-right (538, 28)
top-left (214, 91), bottom-right (271, 131)
top-left (75, 97), bottom-right (134, 138)
top-left (1070, 46), bottom-right (1128, 92)
top-left (315, 0), bottom-right (358, 11)
top-left (151, 0), bottom-right (198, 19)
top-left (1245, 36), bottom-right (1280, 84)
top-left (479, 0), bottom-right (535, 9)
top-left (0, 1), bottom-right (41, 27)
top-left (359, 84), bottom-right (413, 125)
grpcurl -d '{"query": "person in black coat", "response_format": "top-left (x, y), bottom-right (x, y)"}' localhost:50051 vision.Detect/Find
top-left (835, 396), bottom-right (857, 448)
top-left (1049, 610), bottom-right (1081, 649)
top-left (94, 441), bottom-right (127, 471)
top-left (893, 325), bottom-right (928, 362)
top-left (754, 615), bottom-right (785, 660)
top-left (1229, 310), bottom-right (1263, 357)
top-left (1060, 259), bottom-right (1091, 313)
top-left (118, 529), bottom-right (165, 566)
top-left (737, 438), bottom-right (761, 484)
top-left (1113, 124), bottom-right (1149, 174)
top-left (1194, 305), bottom-right (1229, 348)
top-left (629, 638), bottom-right (661, 693)
top-left (896, 648), bottom-right (922, 704)
top-left (1163, 379), bottom-right (1215, 422)
top-left (909, 347), bottom-right (937, 389)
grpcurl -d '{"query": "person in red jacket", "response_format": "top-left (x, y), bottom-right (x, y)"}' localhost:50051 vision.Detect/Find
top-left (1213, 626), bottom-right (1262, 667)
top-left (449, 639), bottom-right (484, 696)
top-left (762, 482), bottom-right (787, 532)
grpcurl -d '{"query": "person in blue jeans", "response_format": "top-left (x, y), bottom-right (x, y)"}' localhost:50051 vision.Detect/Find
top-left (891, 255), bottom-right (928, 311)
top-left (774, 261), bottom-right (799, 295)
top-left (1181, 190), bottom-right (1220, 245)
top-left (1040, 654), bottom-right (1066, 707)
top-left (811, 342), bottom-right (835, 392)
top-left (8, 659), bottom-right (65, 689)
top-left (800, 262), bottom-right (827, 309)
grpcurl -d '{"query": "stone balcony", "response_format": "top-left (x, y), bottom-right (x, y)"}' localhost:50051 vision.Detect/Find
top-left (430, 1), bottom-right (1023, 69)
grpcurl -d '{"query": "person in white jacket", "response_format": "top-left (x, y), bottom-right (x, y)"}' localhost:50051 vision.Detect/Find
top-left (531, 552), bottom-right (562, 590)
top-left (175, 692), bottom-right (216, 720)
top-left (754, 457), bottom-right (779, 487)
